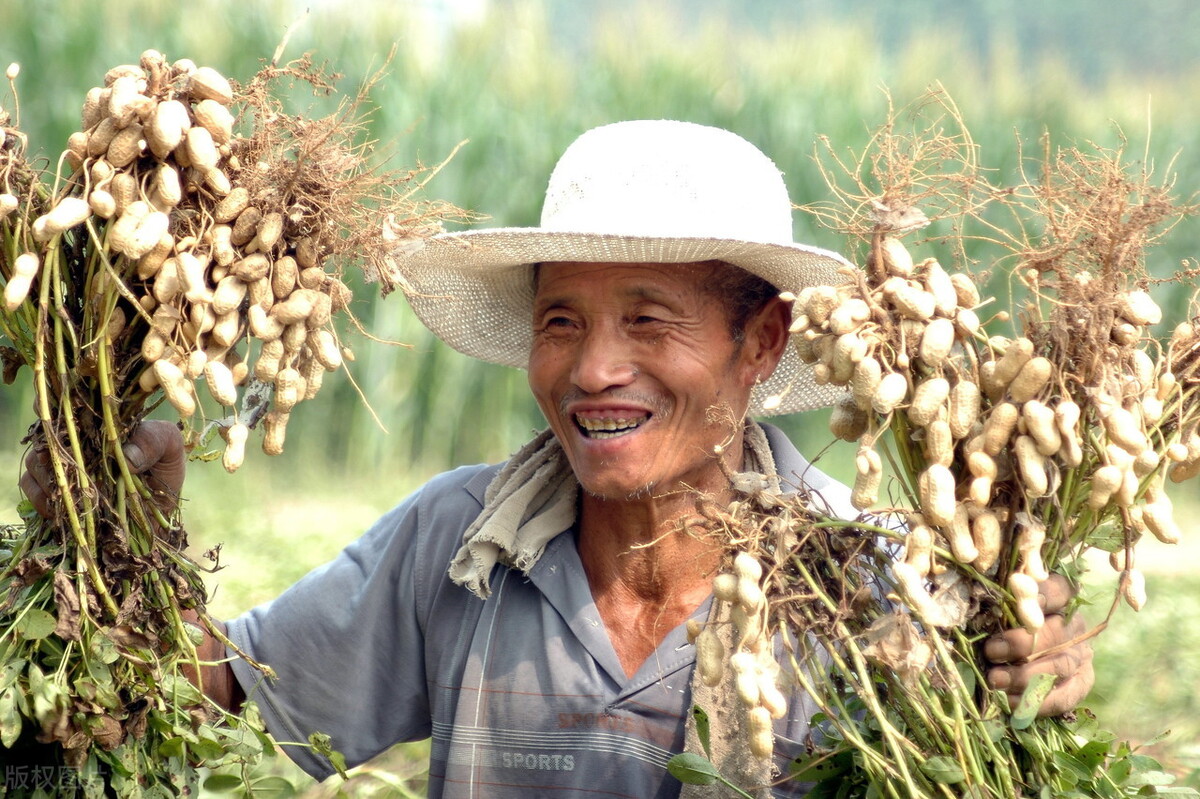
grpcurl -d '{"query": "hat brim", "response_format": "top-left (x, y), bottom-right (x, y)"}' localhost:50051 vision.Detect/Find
top-left (395, 228), bottom-right (855, 415)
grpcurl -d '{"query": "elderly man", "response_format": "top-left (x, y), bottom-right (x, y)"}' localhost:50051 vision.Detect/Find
top-left (24, 120), bottom-right (1091, 797)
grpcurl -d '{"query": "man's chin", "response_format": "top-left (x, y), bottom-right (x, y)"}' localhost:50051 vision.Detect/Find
top-left (580, 481), bottom-right (658, 503)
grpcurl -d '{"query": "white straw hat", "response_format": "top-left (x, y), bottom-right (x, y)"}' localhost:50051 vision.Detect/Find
top-left (393, 119), bottom-right (855, 415)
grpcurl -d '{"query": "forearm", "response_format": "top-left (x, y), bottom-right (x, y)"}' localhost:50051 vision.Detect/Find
top-left (181, 608), bottom-right (246, 713)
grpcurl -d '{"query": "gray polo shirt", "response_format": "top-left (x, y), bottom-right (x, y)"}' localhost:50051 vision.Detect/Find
top-left (226, 424), bottom-right (854, 797)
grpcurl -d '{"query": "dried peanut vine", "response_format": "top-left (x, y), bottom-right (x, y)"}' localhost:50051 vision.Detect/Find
top-left (672, 93), bottom-right (1200, 798)
top-left (0, 51), bottom-right (450, 796)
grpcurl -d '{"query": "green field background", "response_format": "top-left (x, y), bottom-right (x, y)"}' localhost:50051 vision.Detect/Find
top-left (1, 0), bottom-right (1198, 794)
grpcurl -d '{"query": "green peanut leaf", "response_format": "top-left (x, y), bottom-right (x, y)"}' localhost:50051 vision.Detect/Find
top-left (790, 751), bottom-right (850, 783)
top-left (692, 705), bottom-right (711, 758)
top-left (667, 752), bottom-right (720, 785)
top-left (1010, 672), bottom-right (1057, 731)
top-left (1051, 751), bottom-right (1090, 786)
top-left (203, 774), bottom-right (245, 792)
top-left (15, 608), bottom-right (56, 640)
top-left (919, 755), bottom-right (966, 785)
top-left (0, 659), bottom-right (24, 693)
top-left (248, 776), bottom-right (297, 797)
top-left (0, 688), bottom-right (21, 748)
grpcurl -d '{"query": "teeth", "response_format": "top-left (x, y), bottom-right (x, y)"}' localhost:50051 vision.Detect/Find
top-left (576, 415), bottom-right (647, 438)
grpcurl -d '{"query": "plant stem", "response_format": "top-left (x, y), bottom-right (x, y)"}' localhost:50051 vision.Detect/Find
top-left (32, 241), bottom-right (117, 618)
top-left (196, 611), bottom-right (277, 680)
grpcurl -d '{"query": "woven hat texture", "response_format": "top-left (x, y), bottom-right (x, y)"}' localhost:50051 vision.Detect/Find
top-left (393, 119), bottom-right (855, 415)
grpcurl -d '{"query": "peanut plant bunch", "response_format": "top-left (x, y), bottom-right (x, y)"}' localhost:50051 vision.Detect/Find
top-left (0, 50), bottom-right (447, 796)
top-left (673, 97), bottom-right (1200, 798)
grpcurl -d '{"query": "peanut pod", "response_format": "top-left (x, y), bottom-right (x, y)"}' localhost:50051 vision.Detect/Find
top-left (1008, 356), bottom-right (1052, 403)
top-left (908, 377), bottom-right (950, 428)
top-left (695, 628), bottom-right (725, 687)
top-left (748, 707), bottom-right (774, 760)
top-left (712, 573), bottom-right (739, 603)
top-left (903, 519), bottom-right (935, 578)
top-left (918, 318), bottom-right (956, 368)
top-left (1022, 400), bottom-right (1061, 457)
top-left (924, 419), bottom-right (954, 467)
top-left (851, 356), bottom-right (883, 412)
top-left (1008, 572), bottom-right (1044, 632)
top-left (971, 510), bottom-right (1002, 574)
top-left (992, 337), bottom-right (1034, 387)
top-left (923, 260), bottom-right (958, 316)
top-left (1014, 435), bottom-right (1049, 496)
top-left (947, 380), bottom-right (981, 439)
top-left (851, 444), bottom-right (883, 510)
top-left (1120, 568), bottom-right (1147, 611)
top-left (918, 463), bottom-right (956, 527)
top-left (946, 504), bottom-right (978, 565)
top-left (982, 402), bottom-right (1020, 456)
top-left (221, 422), bottom-right (249, 473)
top-left (872, 371), bottom-right (908, 415)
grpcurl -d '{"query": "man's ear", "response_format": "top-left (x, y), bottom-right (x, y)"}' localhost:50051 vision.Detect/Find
top-left (740, 296), bottom-right (792, 385)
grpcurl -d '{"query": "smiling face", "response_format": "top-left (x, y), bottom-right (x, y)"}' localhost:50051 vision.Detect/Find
top-left (528, 261), bottom-right (787, 502)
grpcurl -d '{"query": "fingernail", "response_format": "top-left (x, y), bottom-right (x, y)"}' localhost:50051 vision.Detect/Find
top-left (123, 443), bottom-right (146, 472)
top-left (987, 640), bottom-right (1010, 661)
top-left (990, 669), bottom-right (1011, 690)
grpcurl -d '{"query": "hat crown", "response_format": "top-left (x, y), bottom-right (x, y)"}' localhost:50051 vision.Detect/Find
top-left (540, 120), bottom-right (795, 245)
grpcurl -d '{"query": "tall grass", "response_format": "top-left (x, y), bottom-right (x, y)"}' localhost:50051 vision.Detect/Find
top-left (2, 1), bottom-right (1200, 792)
top-left (3, 0), bottom-right (1200, 481)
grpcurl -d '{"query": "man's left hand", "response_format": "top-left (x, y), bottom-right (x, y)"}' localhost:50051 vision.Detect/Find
top-left (983, 574), bottom-right (1095, 717)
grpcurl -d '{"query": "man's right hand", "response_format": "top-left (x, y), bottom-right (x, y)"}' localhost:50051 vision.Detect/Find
top-left (20, 419), bottom-right (187, 519)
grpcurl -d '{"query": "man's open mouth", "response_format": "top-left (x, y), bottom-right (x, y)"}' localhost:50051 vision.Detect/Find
top-left (575, 414), bottom-right (650, 439)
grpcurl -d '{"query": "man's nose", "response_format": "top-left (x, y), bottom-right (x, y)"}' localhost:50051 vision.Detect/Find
top-left (570, 328), bottom-right (638, 394)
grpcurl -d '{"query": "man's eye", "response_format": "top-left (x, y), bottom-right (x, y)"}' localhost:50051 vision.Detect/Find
top-left (633, 315), bottom-right (661, 325)
top-left (544, 316), bottom-right (574, 329)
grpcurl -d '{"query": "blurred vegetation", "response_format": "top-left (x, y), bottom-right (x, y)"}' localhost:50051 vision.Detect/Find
top-left (1083, 567), bottom-right (1200, 786)
top-left (2, 0), bottom-right (1199, 793)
